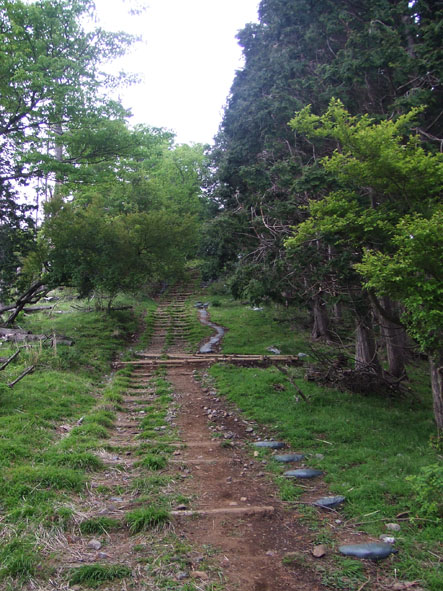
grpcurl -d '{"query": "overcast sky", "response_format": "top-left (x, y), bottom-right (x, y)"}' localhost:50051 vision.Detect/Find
top-left (93, 0), bottom-right (260, 145)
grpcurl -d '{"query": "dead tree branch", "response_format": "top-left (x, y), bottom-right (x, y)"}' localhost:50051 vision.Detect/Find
top-left (8, 365), bottom-right (35, 388)
top-left (0, 349), bottom-right (21, 371)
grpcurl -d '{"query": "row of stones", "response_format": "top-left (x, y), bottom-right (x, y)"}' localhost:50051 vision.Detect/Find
top-left (253, 441), bottom-right (397, 561)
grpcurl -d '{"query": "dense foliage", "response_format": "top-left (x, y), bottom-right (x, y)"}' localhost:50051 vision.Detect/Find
top-left (0, 0), bottom-right (209, 308)
top-left (205, 0), bottom-right (443, 428)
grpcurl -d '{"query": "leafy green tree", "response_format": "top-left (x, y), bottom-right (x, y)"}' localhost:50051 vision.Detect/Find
top-left (26, 197), bottom-right (199, 305)
top-left (208, 0), bottom-right (442, 309)
top-left (287, 100), bottom-right (443, 429)
top-left (0, 183), bottom-right (35, 301)
top-left (358, 211), bottom-right (443, 430)
top-left (0, 0), bottom-right (135, 186)
top-left (0, 0), bottom-right (137, 300)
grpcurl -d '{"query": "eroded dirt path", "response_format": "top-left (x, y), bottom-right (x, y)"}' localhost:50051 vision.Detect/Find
top-left (169, 368), bottom-right (325, 591)
top-left (158, 286), bottom-right (327, 591)
top-left (49, 281), bottom-right (371, 590)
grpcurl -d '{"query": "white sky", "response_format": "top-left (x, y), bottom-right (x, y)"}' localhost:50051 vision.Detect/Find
top-left (94, 0), bottom-right (260, 145)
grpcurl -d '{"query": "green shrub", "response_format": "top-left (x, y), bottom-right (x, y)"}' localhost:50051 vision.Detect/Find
top-left (407, 463), bottom-right (443, 519)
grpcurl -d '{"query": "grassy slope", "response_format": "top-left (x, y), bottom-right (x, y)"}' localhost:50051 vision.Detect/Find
top-left (202, 295), bottom-right (441, 591)
top-left (0, 292), bottom-right (156, 585)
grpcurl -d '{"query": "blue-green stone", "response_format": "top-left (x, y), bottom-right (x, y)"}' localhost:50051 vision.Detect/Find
top-left (339, 543), bottom-right (397, 560)
top-left (274, 454), bottom-right (305, 463)
top-left (313, 496), bottom-right (346, 509)
top-left (284, 469), bottom-right (323, 478)
top-left (253, 441), bottom-right (286, 449)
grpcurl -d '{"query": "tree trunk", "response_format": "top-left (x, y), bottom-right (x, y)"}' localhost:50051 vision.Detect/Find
top-left (377, 296), bottom-right (407, 379)
top-left (333, 301), bottom-right (343, 321)
top-left (311, 293), bottom-right (330, 340)
top-left (3, 280), bottom-right (46, 326)
top-left (355, 316), bottom-right (382, 374)
top-left (430, 353), bottom-right (443, 432)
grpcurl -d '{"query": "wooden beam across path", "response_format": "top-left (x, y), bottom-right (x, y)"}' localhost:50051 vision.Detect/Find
top-left (116, 353), bottom-right (301, 367)
top-left (171, 505), bottom-right (275, 517)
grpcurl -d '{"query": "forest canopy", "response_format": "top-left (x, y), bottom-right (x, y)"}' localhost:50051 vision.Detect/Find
top-left (0, 0), bottom-right (209, 310)
top-left (204, 0), bottom-right (443, 429)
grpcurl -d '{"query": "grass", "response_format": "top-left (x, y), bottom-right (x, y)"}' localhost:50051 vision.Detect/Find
top-left (0, 538), bottom-right (39, 582)
top-left (204, 295), bottom-right (441, 591)
top-left (139, 453), bottom-right (168, 470)
top-left (69, 564), bottom-right (132, 587)
top-left (126, 505), bottom-right (170, 533)
top-left (45, 450), bottom-right (104, 471)
top-left (0, 290), bottom-right (154, 587)
top-left (79, 516), bottom-right (121, 534)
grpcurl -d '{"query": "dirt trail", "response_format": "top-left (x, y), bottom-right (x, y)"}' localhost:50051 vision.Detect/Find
top-left (160, 286), bottom-right (327, 591)
top-left (50, 282), bottom-right (356, 590)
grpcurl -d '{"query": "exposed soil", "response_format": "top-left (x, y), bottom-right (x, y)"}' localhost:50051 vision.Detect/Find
top-left (43, 281), bottom-right (388, 591)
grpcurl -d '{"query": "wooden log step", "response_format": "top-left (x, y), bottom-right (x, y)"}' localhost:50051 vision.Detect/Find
top-left (173, 441), bottom-right (222, 447)
top-left (118, 356), bottom-right (301, 367)
top-left (169, 458), bottom-right (221, 464)
top-left (171, 505), bottom-right (275, 517)
top-left (134, 353), bottom-right (299, 361)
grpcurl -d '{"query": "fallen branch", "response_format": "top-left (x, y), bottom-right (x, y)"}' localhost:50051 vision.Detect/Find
top-left (0, 349), bottom-right (21, 371)
top-left (275, 365), bottom-right (310, 402)
top-left (0, 328), bottom-right (73, 346)
top-left (357, 578), bottom-right (371, 591)
top-left (8, 365), bottom-right (35, 388)
top-left (1, 280), bottom-right (48, 326)
top-left (23, 306), bottom-right (54, 313)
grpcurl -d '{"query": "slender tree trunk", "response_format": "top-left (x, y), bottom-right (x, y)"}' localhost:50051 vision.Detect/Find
top-left (377, 296), bottom-right (407, 379)
top-left (430, 352), bottom-right (443, 432)
top-left (333, 301), bottom-right (343, 321)
top-left (311, 293), bottom-right (330, 340)
top-left (355, 315), bottom-right (382, 374)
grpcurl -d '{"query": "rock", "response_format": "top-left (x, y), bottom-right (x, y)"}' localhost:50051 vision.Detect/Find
top-left (392, 582), bottom-right (423, 591)
top-left (265, 550), bottom-right (275, 556)
top-left (267, 346), bottom-right (281, 355)
top-left (110, 497), bottom-right (123, 502)
top-left (191, 571), bottom-right (209, 581)
top-left (97, 552), bottom-right (109, 559)
top-left (284, 469), bottom-right (323, 479)
top-left (253, 441), bottom-right (286, 449)
top-left (240, 497), bottom-right (247, 502)
top-left (386, 523), bottom-right (401, 532)
top-left (312, 496), bottom-right (346, 509)
top-left (87, 539), bottom-right (102, 551)
top-left (379, 535), bottom-right (396, 544)
top-left (312, 545), bottom-right (327, 558)
top-left (176, 572), bottom-right (189, 580)
top-left (274, 453), bottom-right (305, 463)
top-left (339, 542), bottom-right (398, 561)
top-left (245, 427), bottom-right (254, 433)
top-left (297, 352), bottom-right (309, 358)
